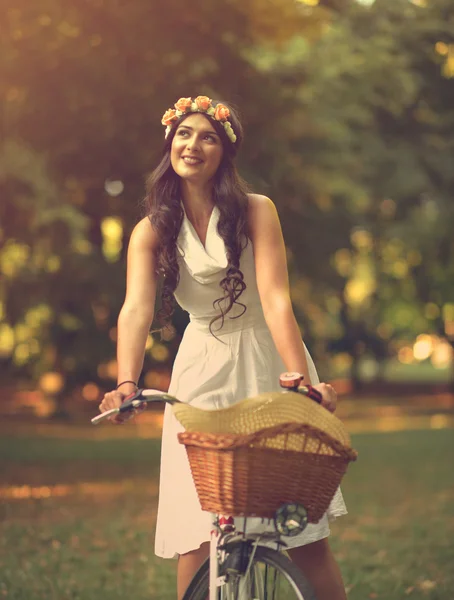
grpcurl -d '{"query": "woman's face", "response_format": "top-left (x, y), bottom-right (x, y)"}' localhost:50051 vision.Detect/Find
top-left (170, 113), bottom-right (224, 184)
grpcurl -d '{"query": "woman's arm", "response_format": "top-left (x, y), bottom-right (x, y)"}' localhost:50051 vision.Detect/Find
top-left (248, 194), bottom-right (311, 381)
top-left (248, 194), bottom-right (336, 411)
top-left (99, 217), bottom-right (159, 417)
top-left (116, 217), bottom-right (159, 392)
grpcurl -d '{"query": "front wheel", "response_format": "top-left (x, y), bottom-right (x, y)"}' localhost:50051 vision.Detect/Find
top-left (183, 544), bottom-right (317, 600)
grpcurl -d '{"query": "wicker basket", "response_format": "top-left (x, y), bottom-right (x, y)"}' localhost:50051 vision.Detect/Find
top-left (174, 391), bottom-right (358, 522)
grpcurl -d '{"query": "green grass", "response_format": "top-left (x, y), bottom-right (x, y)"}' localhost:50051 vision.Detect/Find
top-left (330, 357), bottom-right (452, 384)
top-left (330, 429), bottom-right (454, 599)
top-left (1, 428), bottom-right (453, 599)
top-left (381, 360), bottom-right (451, 383)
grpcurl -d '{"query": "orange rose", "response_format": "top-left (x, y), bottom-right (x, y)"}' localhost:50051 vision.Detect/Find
top-left (214, 104), bottom-right (230, 122)
top-left (174, 97), bottom-right (192, 112)
top-left (161, 108), bottom-right (177, 126)
top-left (195, 95), bottom-right (212, 111)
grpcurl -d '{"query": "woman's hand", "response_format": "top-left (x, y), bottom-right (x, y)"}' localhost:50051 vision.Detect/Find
top-left (99, 390), bottom-right (131, 424)
top-left (313, 383), bottom-right (337, 413)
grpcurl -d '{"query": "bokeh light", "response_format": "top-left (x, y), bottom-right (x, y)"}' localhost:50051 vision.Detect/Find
top-left (82, 383), bottom-right (100, 401)
top-left (145, 335), bottom-right (154, 351)
top-left (398, 346), bottom-right (414, 364)
top-left (150, 343), bottom-right (170, 362)
top-left (104, 179), bottom-right (124, 197)
top-left (413, 334), bottom-right (433, 361)
top-left (0, 324), bottom-right (15, 357)
top-left (101, 217), bottom-right (123, 262)
top-left (105, 360), bottom-right (118, 379)
top-left (39, 372), bottom-right (65, 394)
top-left (431, 340), bottom-right (452, 369)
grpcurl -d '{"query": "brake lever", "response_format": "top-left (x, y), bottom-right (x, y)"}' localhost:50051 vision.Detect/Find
top-left (297, 385), bottom-right (322, 404)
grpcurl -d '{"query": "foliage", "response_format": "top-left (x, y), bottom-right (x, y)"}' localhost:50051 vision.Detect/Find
top-left (245, 0), bottom-right (454, 374)
top-left (1, 0), bottom-right (454, 398)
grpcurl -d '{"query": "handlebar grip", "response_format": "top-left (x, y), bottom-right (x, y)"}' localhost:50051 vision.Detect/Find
top-left (91, 389), bottom-right (174, 426)
top-left (91, 408), bottom-right (120, 425)
top-left (299, 385), bottom-right (323, 404)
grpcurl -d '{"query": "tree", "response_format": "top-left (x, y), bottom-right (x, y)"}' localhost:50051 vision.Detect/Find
top-left (2, 0), bottom-right (453, 400)
top-left (244, 0), bottom-right (454, 384)
top-left (0, 0), bottom-right (335, 404)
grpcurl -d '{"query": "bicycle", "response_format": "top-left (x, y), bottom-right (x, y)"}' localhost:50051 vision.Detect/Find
top-left (92, 373), bottom-right (358, 599)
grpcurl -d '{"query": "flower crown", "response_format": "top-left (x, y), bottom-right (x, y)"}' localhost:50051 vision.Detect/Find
top-left (161, 96), bottom-right (237, 144)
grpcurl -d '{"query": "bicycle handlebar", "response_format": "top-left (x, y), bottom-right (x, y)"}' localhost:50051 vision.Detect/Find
top-left (90, 389), bottom-right (180, 425)
top-left (91, 373), bottom-right (323, 425)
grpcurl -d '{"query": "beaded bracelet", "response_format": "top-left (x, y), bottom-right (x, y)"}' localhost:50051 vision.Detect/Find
top-left (116, 380), bottom-right (138, 390)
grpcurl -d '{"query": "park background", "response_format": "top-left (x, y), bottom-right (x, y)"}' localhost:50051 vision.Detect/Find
top-left (1, 0), bottom-right (453, 598)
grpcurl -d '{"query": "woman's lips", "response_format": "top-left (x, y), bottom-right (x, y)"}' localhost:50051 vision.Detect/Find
top-left (182, 156), bottom-right (203, 165)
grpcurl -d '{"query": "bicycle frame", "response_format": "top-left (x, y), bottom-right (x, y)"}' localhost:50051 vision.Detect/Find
top-left (209, 521), bottom-right (220, 599)
top-left (209, 515), bottom-right (252, 600)
top-left (207, 513), bottom-right (285, 600)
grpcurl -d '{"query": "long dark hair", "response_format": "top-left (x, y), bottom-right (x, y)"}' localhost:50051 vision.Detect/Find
top-left (142, 100), bottom-right (250, 341)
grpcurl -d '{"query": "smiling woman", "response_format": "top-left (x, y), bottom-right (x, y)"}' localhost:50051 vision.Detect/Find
top-left (142, 97), bottom-right (250, 340)
top-left (97, 96), bottom-right (348, 600)
top-left (171, 116), bottom-right (224, 190)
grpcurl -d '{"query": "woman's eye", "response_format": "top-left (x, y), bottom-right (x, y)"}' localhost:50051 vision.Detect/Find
top-left (177, 130), bottom-right (215, 142)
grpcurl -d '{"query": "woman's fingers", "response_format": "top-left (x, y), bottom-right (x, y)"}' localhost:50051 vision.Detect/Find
top-left (97, 390), bottom-right (143, 424)
top-left (112, 406), bottom-right (140, 424)
top-left (98, 391), bottom-right (125, 415)
top-left (313, 382), bottom-right (337, 413)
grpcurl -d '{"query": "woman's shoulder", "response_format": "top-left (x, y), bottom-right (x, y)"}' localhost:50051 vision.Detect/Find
top-left (246, 193), bottom-right (278, 238)
top-left (247, 193), bottom-right (274, 210)
top-left (129, 216), bottom-right (160, 252)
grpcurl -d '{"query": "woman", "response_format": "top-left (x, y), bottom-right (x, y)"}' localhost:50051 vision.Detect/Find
top-left (99, 96), bottom-right (348, 600)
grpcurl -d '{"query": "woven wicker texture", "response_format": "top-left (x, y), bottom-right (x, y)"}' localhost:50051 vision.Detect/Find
top-left (173, 390), bottom-right (353, 451)
top-left (182, 442), bottom-right (350, 521)
top-left (173, 392), bottom-right (357, 520)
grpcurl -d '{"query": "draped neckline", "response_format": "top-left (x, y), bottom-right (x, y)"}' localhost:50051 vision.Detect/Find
top-left (177, 202), bottom-right (228, 284)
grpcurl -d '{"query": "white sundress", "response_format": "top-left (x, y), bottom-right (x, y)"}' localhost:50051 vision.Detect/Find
top-left (154, 203), bottom-right (347, 559)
